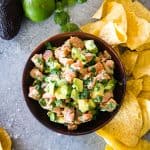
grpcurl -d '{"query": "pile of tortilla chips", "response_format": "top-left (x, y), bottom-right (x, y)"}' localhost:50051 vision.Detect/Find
top-left (81, 0), bottom-right (150, 149)
top-left (0, 128), bottom-right (12, 150)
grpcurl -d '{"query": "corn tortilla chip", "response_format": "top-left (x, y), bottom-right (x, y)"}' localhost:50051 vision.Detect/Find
top-left (138, 91), bottom-right (150, 100)
top-left (0, 142), bottom-right (2, 150)
top-left (97, 130), bottom-right (150, 150)
top-left (97, 91), bottom-right (143, 146)
top-left (127, 79), bottom-right (143, 97)
top-left (0, 128), bottom-right (11, 150)
top-left (105, 144), bottom-right (114, 150)
top-left (137, 98), bottom-right (150, 137)
top-left (80, 21), bottom-right (105, 36)
top-left (120, 50), bottom-right (138, 75)
top-left (131, 1), bottom-right (150, 22)
top-left (126, 12), bottom-right (150, 50)
top-left (142, 76), bottom-right (150, 91)
top-left (133, 50), bottom-right (150, 79)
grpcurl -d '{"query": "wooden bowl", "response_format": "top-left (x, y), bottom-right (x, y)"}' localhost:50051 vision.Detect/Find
top-left (22, 32), bottom-right (126, 135)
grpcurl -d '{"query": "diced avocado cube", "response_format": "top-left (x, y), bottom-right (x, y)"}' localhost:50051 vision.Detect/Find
top-left (104, 79), bottom-right (116, 90)
top-left (89, 99), bottom-right (96, 109)
top-left (73, 78), bottom-right (83, 92)
top-left (78, 99), bottom-right (90, 113)
top-left (91, 83), bottom-right (104, 98)
top-left (39, 98), bottom-right (47, 107)
top-left (57, 79), bottom-right (67, 87)
top-left (71, 47), bottom-right (86, 62)
top-left (56, 116), bottom-right (65, 124)
top-left (55, 84), bottom-right (70, 99)
top-left (71, 89), bottom-right (79, 100)
top-left (84, 40), bottom-right (98, 53)
top-left (44, 81), bottom-right (55, 95)
top-left (47, 112), bottom-right (56, 122)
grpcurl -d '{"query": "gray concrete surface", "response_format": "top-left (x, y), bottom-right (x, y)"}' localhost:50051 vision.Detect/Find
top-left (0, 0), bottom-right (149, 150)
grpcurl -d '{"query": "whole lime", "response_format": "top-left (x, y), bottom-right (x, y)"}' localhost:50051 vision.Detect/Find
top-left (23, 0), bottom-right (55, 22)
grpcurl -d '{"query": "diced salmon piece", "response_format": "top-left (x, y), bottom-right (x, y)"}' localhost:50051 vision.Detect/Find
top-left (53, 107), bottom-right (63, 116)
top-left (85, 53), bottom-right (94, 62)
top-left (96, 71), bottom-right (110, 81)
top-left (31, 54), bottom-right (44, 72)
top-left (105, 60), bottom-right (114, 69)
top-left (59, 58), bottom-right (74, 66)
top-left (87, 77), bottom-right (96, 89)
top-left (28, 86), bottom-right (41, 100)
top-left (64, 107), bottom-right (75, 123)
top-left (71, 60), bottom-right (83, 71)
top-left (43, 50), bottom-right (53, 61)
top-left (102, 91), bottom-right (113, 103)
top-left (94, 62), bottom-right (104, 73)
top-left (54, 47), bottom-right (70, 59)
top-left (67, 124), bottom-right (77, 130)
top-left (30, 68), bottom-right (43, 80)
top-left (69, 37), bottom-right (84, 49)
top-left (78, 112), bottom-right (93, 123)
top-left (63, 69), bottom-right (76, 83)
top-left (100, 98), bottom-right (117, 112)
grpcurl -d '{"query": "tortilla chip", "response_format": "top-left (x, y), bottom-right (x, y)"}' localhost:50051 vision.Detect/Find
top-left (142, 76), bottom-right (150, 91)
top-left (97, 91), bottom-right (143, 146)
top-left (0, 128), bottom-right (11, 150)
top-left (0, 142), bottom-right (3, 150)
top-left (127, 79), bottom-right (143, 97)
top-left (113, 46), bottom-right (121, 57)
top-left (126, 12), bottom-right (150, 50)
top-left (105, 145), bottom-right (114, 150)
top-left (138, 91), bottom-right (150, 100)
top-left (133, 50), bottom-right (150, 79)
top-left (97, 130), bottom-right (150, 150)
top-left (81, 21), bottom-right (105, 36)
top-left (137, 98), bottom-right (150, 137)
top-left (120, 50), bottom-right (138, 75)
top-left (131, 1), bottom-right (150, 22)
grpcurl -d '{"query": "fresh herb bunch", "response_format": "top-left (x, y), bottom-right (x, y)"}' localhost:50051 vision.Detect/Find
top-left (54, 0), bottom-right (87, 32)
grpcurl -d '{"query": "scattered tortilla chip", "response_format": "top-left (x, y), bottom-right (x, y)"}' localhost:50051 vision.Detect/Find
top-left (138, 91), bottom-right (150, 100)
top-left (99, 21), bottom-right (127, 45)
top-left (127, 79), bottom-right (143, 97)
top-left (0, 142), bottom-right (3, 150)
top-left (126, 12), bottom-right (150, 50)
top-left (105, 144), bottom-right (114, 150)
top-left (120, 50), bottom-right (138, 75)
top-left (0, 128), bottom-right (11, 150)
top-left (131, 1), bottom-right (150, 22)
top-left (97, 91), bottom-right (143, 147)
top-left (137, 98), bottom-right (150, 137)
top-left (133, 50), bottom-right (150, 79)
top-left (81, 21), bottom-right (105, 36)
top-left (97, 130), bottom-right (150, 150)
top-left (142, 76), bottom-right (150, 91)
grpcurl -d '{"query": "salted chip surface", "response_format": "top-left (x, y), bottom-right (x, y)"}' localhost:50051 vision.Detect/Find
top-left (131, 1), bottom-right (150, 22)
top-left (133, 50), bottom-right (150, 79)
top-left (97, 91), bottom-right (143, 147)
top-left (97, 130), bottom-right (150, 150)
top-left (138, 91), bottom-right (150, 100)
top-left (0, 142), bottom-right (3, 150)
top-left (127, 79), bottom-right (143, 97)
top-left (126, 12), bottom-right (150, 50)
top-left (142, 76), bottom-right (150, 92)
top-left (137, 98), bottom-right (150, 137)
top-left (0, 128), bottom-right (11, 150)
top-left (80, 21), bottom-right (105, 36)
top-left (120, 50), bottom-right (138, 75)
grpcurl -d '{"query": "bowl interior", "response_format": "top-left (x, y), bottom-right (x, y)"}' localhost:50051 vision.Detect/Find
top-left (22, 32), bottom-right (126, 135)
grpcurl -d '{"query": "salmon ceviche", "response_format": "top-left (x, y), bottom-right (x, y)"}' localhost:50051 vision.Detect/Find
top-left (28, 36), bottom-right (118, 130)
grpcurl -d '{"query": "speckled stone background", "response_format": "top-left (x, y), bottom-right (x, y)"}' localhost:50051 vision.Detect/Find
top-left (0, 0), bottom-right (149, 150)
